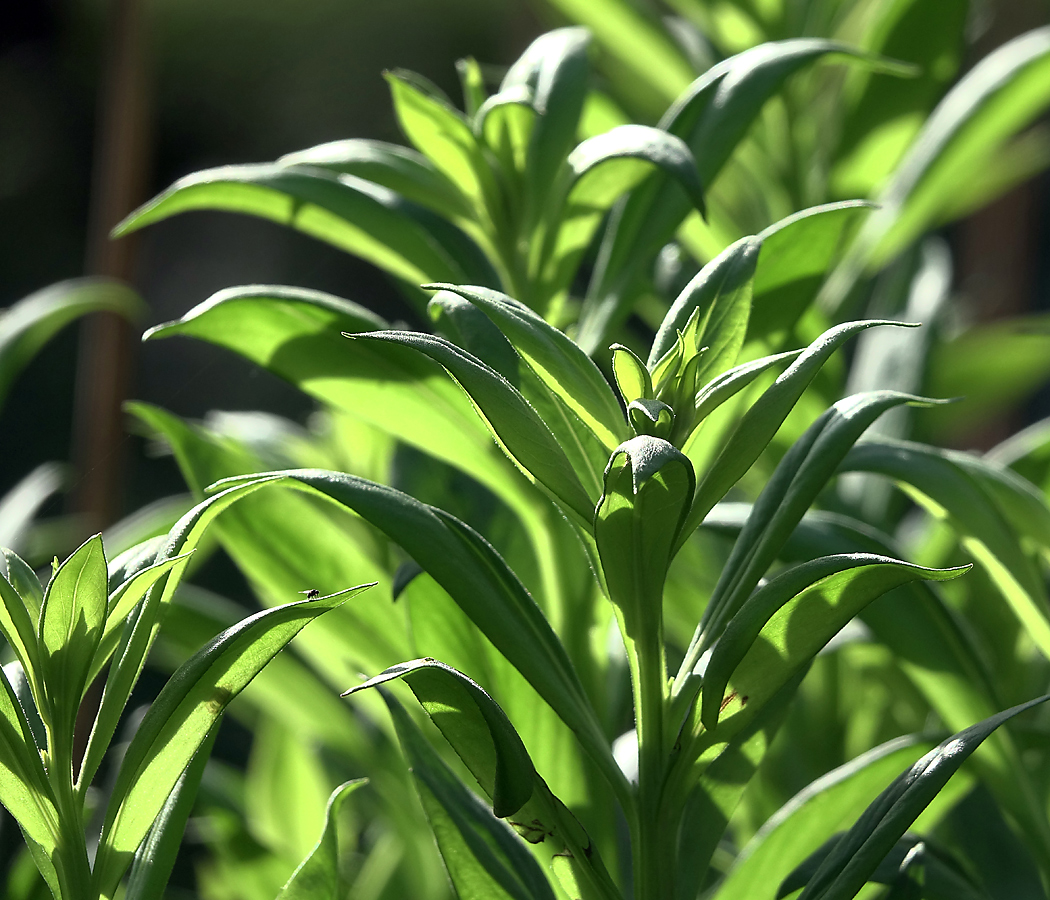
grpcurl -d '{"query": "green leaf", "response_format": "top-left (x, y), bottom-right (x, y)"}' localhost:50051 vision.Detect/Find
top-left (345, 658), bottom-right (535, 818)
top-left (2, 662), bottom-right (45, 753)
top-left (0, 277), bottom-right (142, 409)
top-left (123, 724), bottom-right (218, 900)
top-left (748, 202), bottom-right (875, 342)
top-left (1, 550), bottom-right (42, 623)
top-left (0, 662), bottom-right (58, 886)
top-left (382, 690), bottom-right (558, 900)
top-left (648, 236), bottom-right (760, 402)
top-left (679, 322), bottom-right (909, 548)
top-left (128, 402), bottom-right (409, 681)
top-left (476, 87), bottom-right (537, 182)
top-left (278, 138), bottom-right (475, 220)
top-left (702, 502), bottom-right (1050, 875)
top-left (840, 438), bottom-right (1050, 661)
top-left (694, 392), bottom-right (944, 659)
top-left (386, 69), bottom-right (496, 217)
top-left (36, 533), bottom-right (107, 742)
top-left (88, 551), bottom-right (192, 685)
top-left (0, 566), bottom-right (41, 687)
top-left (827, 26), bottom-right (1050, 306)
top-left (700, 553), bottom-right (966, 733)
top-left (207, 469), bottom-right (623, 799)
top-left (537, 0), bottom-right (694, 107)
top-left (505, 28), bottom-right (591, 213)
top-left (832, 0), bottom-right (970, 198)
top-left (792, 695), bottom-right (1050, 900)
top-left (427, 284), bottom-right (627, 451)
top-left (142, 285), bottom-right (536, 514)
top-left (92, 587), bottom-right (367, 898)
top-left (428, 288), bottom-right (521, 378)
top-left (349, 329), bottom-right (595, 522)
top-left (714, 737), bottom-right (935, 900)
top-left (114, 164), bottom-right (496, 290)
top-left (276, 779), bottom-right (369, 900)
top-left (780, 833), bottom-right (989, 900)
top-left (610, 343), bottom-right (652, 405)
top-left (78, 477), bottom-right (287, 793)
top-left (690, 349), bottom-right (802, 427)
top-left (538, 125), bottom-right (704, 302)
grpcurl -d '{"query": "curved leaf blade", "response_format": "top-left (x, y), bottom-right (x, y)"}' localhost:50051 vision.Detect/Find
top-left (0, 278), bottom-right (142, 408)
top-left (206, 469), bottom-right (622, 797)
top-left (345, 658), bottom-right (534, 818)
top-left (93, 587), bottom-right (368, 897)
top-left (350, 330), bottom-right (595, 521)
top-left (114, 164), bottom-right (495, 288)
top-left (276, 779), bottom-right (369, 900)
top-left (793, 694), bottom-right (1050, 900)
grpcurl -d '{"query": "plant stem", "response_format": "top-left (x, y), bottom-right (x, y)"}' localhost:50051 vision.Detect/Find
top-left (631, 630), bottom-right (671, 900)
top-left (50, 741), bottom-right (93, 900)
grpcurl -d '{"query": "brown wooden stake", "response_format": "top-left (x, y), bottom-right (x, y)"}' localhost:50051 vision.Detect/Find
top-left (72, 0), bottom-right (151, 536)
top-left (71, 0), bottom-right (151, 775)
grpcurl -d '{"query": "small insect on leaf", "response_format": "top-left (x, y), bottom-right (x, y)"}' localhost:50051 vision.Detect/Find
top-left (299, 589), bottom-right (321, 599)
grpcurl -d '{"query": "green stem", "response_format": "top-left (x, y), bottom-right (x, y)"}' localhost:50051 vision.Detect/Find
top-left (630, 628), bottom-right (672, 900)
top-left (50, 740), bottom-right (93, 900)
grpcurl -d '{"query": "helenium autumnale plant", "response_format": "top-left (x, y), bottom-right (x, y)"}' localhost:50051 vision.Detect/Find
top-left (71, 18), bottom-right (1050, 900)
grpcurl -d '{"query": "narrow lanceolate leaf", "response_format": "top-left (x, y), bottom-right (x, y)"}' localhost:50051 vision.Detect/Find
top-left (427, 284), bottom-right (627, 449)
top-left (276, 779), bottom-right (369, 900)
top-left (37, 534), bottom-right (107, 742)
top-left (680, 322), bottom-right (910, 545)
top-left (277, 138), bottom-right (475, 221)
top-left (123, 725), bottom-right (218, 900)
top-left (748, 202), bottom-right (875, 342)
top-left (349, 330), bottom-right (595, 521)
top-left (539, 0), bottom-right (692, 107)
top-left (386, 70), bottom-right (495, 216)
top-left (700, 554), bottom-right (967, 734)
top-left (792, 695), bottom-right (1050, 900)
top-left (208, 469), bottom-right (618, 788)
top-left (537, 125), bottom-right (704, 299)
top-left (92, 587), bottom-right (367, 898)
top-left (0, 662), bottom-right (59, 886)
top-left (649, 236), bottom-right (760, 388)
top-left (0, 567), bottom-right (41, 684)
top-left (78, 478), bottom-right (286, 792)
top-left (714, 737), bottom-right (936, 900)
top-left (780, 834), bottom-right (988, 900)
top-left (113, 164), bottom-right (496, 288)
top-left (345, 658), bottom-right (535, 818)
top-left (382, 691), bottom-right (558, 900)
top-left (0, 277), bottom-right (142, 408)
top-left (695, 392), bottom-right (945, 659)
top-left (142, 285), bottom-right (536, 517)
top-left (690, 350), bottom-right (802, 428)
top-left (701, 504), bottom-right (1050, 875)
top-left (502, 28), bottom-right (590, 212)
top-left (2, 549), bottom-right (43, 622)
top-left (87, 552), bottom-right (192, 685)
top-left (840, 438), bottom-right (1050, 661)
